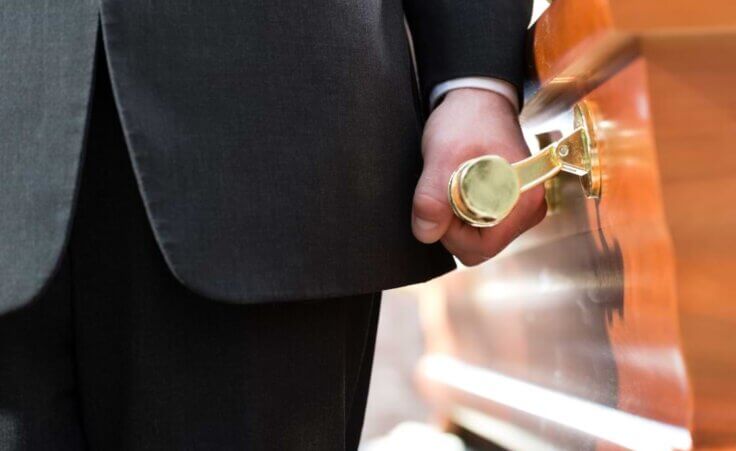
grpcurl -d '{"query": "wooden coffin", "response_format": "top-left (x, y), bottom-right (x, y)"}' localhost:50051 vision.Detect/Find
top-left (416, 1), bottom-right (736, 449)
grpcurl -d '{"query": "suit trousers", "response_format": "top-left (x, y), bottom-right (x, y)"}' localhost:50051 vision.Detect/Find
top-left (0, 50), bottom-right (381, 451)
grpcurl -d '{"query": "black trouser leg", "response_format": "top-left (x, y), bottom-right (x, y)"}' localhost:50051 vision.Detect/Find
top-left (345, 297), bottom-right (381, 451)
top-left (0, 255), bottom-right (85, 450)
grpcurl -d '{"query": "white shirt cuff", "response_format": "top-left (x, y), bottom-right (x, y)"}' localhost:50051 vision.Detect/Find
top-left (429, 77), bottom-right (519, 112)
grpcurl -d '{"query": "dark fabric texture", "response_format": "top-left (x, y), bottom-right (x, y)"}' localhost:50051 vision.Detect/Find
top-left (1, 0), bottom-right (532, 313)
top-left (97, 0), bottom-right (455, 305)
top-left (0, 0), bottom-right (98, 313)
top-left (404, 0), bottom-right (533, 107)
top-left (0, 74), bottom-right (381, 450)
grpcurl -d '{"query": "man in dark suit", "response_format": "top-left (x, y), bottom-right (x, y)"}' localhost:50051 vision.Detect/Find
top-left (0, 0), bottom-right (544, 449)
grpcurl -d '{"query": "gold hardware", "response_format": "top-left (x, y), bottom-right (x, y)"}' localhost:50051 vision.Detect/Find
top-left (543, 177), bottom-right (562, 215)
top-left (448, 103), bottom-right (600, 227)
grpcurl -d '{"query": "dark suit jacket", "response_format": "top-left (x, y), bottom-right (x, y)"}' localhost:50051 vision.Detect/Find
top-left (0, 0), bottom-right (532, 313)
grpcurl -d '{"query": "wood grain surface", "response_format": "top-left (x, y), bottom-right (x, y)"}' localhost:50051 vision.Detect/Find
top-left (418, 1), bottom-right (736, 448)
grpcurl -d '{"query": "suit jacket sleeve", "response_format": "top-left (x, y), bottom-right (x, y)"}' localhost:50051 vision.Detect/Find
top-left (403, 0), bottom-right (533, 107)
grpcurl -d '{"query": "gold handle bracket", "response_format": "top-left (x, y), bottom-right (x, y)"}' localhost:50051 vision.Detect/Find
top-left (449, 103), bottom-right (601, 227)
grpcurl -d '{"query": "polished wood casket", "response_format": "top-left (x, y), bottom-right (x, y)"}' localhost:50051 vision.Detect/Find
top-left (416, 1), bottom-right (736, 449)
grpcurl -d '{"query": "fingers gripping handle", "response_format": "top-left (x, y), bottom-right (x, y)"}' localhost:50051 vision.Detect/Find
top-left (448, 103), bottom-right (600, 228)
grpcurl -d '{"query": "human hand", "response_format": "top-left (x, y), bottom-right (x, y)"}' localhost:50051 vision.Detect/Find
top-left (412, 88), bottom-right (547, 266)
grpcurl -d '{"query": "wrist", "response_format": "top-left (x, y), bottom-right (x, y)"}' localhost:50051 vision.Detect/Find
top-left (443, 88), bottom-right (518, 116)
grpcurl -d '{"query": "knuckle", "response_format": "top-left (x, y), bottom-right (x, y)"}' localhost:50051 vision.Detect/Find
top-left (533, 202), bottom-right (548, 225)
top-left (480, 243), bottom-right (501, 260)
top-left (522, 185), bottom-right (546, 209)
top-left (426, 136), bottom-right (482, 163)
top-left (426, 133), bottom-right (462, 153)
top-left (516, 186), bottom-right (547, 228)
top-left (458, 254), bottom-right (485, 267)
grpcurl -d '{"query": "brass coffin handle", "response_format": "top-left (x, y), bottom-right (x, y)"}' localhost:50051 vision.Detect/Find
top-left (448, 103), bottom-right (601, 227)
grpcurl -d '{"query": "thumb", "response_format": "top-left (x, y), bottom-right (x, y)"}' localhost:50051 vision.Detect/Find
top-left (412, 155), bottom-right (456, 243)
